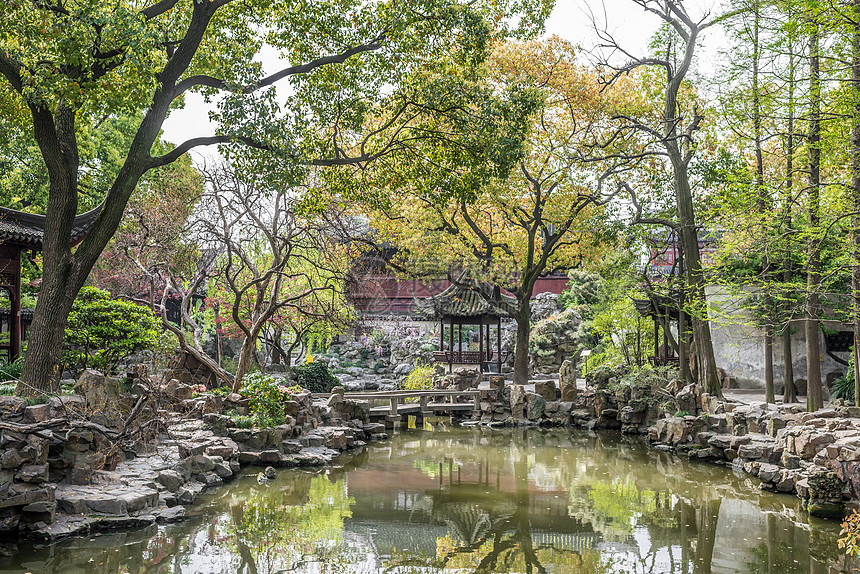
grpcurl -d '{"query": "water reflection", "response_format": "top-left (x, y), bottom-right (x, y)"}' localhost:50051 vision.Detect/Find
top-left (0, 428), bottom-right (854, 573)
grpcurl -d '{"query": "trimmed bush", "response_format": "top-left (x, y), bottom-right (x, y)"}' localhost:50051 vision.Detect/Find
top-left (293, 361), bottom-right (338, 393)
top-left (63, 287), bottom-right (160, 374)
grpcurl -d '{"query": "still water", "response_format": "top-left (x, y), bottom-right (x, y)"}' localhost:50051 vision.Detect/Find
top-left (0, 427), bottom-right (853, 574)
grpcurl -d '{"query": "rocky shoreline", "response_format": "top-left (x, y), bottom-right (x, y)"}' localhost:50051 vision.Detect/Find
top-left (6, 364), bottom-right (860, 547)
top-left (461, 368), bottom-right (860, 520)
top-left (0, 372), bottom-right (388, 544)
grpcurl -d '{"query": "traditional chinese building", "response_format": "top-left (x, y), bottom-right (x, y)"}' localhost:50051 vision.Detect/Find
top-left (0, 205), bottom-right (102, 361)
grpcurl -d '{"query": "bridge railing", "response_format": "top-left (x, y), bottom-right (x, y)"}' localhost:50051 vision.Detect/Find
top-left (312, 389), bottom-right (481, 416)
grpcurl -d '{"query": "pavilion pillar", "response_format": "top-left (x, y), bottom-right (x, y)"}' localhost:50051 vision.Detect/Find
top-left (496, 317), bottom-right (502, 374)
top-left (458, 323), bottom-right (462, 361)
top-left (449, 315), bottom-right (454, 373)
top-left (654, 316), bottom-right (659, 363)
top-left (439, 319), bottom-right (444, 351)
top-left (9, 248), bottom-right (20, 362)
top-left (478, 317), bottom-right (484, 373)
top-left (662, 316), bottom-right (669, 361)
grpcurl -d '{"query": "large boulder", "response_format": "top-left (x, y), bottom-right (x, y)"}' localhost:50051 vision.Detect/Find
top-left (533, 380), bottom-right (557, 402)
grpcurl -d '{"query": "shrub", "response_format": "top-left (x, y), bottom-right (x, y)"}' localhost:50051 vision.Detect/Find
top-left (63, 287), bottom-right (160, 374)
top-left (0, 357), bottom-right (24, 381)
top-left (833, 350), bottom-right (855, 403)
top-left (238, 372), bottom-right (285, 425)
top-left (293, 362), bottom-right (338, 393)
top-left (840, 509), bottom-right (860, 556)
top-left (403, 364), bottom-right (434, 392)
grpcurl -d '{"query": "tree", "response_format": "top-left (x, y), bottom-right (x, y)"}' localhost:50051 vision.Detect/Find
top-left (596, 1), bottom-right (730, 396)
top-left (88, 153), bottom-right (203, 305)
top-left (0, 0), bottom-right (549, 394)
top-left (366, 39), bottom-right (640, 385)
top-left (200, 163), bottom-right (353, 389)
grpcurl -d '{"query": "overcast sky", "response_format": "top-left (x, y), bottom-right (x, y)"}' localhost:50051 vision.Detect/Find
top-left (160, 0), bottom-right (721, 148)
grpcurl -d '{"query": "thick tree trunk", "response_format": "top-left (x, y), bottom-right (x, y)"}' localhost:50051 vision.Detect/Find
top-left (17, 274), bottom-right (78, 396)
top-left (17, 104), bottom-right (83, 396)
top-left (806, 16), bottom-right (824, 412)
top-left (512, 299), bottom-right (531, 386)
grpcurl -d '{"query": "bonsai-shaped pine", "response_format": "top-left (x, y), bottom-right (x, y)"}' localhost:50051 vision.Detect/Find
top-left (63, 287), bottom-right (160, 375)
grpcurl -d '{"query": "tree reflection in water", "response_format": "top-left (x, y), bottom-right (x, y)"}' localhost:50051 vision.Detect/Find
top-left (0, 428), bottom-right (854, 574)
top-left (213, 474), bottom-right (357, 574)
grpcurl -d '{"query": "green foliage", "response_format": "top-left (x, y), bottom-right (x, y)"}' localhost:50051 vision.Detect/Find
top-left (833, 351), bottom-right (855, 403)
top-left (232, 415), bottom-right (256, 429)
top-left (63, 287), bottom-right (160, 374)
top-left (221, 356), bottom-right (239, 375)
top-left (238, 373), bottom-right (286, 425)
top-left (403, 364), bottom-right (435, 391)
top-left (0, 357), bottom-right (24, 381)
top-left (293, 362), bottom-right (338, 393)
top-left (560, 270), bottom-right (609, 320)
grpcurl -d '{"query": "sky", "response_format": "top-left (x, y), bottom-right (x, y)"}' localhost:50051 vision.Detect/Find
top-left (160, 0), bottom-right (722, 149)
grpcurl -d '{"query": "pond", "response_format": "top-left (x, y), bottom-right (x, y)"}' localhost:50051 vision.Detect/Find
top-left (1, 427), bottom-right (853, 574)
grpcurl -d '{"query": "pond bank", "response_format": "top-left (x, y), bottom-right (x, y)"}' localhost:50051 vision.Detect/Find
top-left (1, 427), bottom-right (852, 574)
top-left (465, 370), bottom-right (860, 519)
top-left (0, 373), bottom-right (387, 543)
top-left (5, 365), bottom-right (860, 546)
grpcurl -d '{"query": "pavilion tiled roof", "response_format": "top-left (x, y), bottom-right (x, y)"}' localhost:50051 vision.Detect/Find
top-left (0, 204), bottom-right (103, 248)
top-left (633, 293), bottom-right (680, 319)
top-left (416, 282), bottom-right (515, 319)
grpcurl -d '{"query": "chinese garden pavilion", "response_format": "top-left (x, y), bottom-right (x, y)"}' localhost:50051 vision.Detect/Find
top-left (416, 283), bottom-right (513, 374)
top-left (0, 204), bottom-right (102, 361)
top-left (633, 293), bottom-right (681, 367)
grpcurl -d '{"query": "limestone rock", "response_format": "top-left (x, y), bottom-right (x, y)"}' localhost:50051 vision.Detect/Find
top-left (156, 470), bottom-right (184, 492)
top-left (526, 393), bottom-right (546, 421)
top-left (533, 380), bottom-right (557, 402)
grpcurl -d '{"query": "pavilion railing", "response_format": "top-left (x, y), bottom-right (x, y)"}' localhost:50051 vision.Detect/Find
top-left (432, 351), bottom-right (494, 364)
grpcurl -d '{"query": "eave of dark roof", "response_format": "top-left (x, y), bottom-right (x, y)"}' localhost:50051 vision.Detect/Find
top-left (415, 282), bottom-right (515, 319)
top-left (0, 203), bottom-right (103, 249)
top-left (633, 293), bottom-right (680, 319)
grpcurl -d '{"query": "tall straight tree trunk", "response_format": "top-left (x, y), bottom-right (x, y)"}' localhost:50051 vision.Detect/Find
top-left (751, 1), bottom-right (775, 404)
top-left (806, 14), bottom-right (824, 412)
top-left (852, 0), bottom-right (860, 407)
top-left (659, 21), bottom-right (722, 397)
top-left (784, 21), bottom-right (798, 404)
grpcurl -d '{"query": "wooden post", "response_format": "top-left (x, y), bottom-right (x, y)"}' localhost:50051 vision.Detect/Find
top-left (449, 315), bottom-right (454, 373)
top-left (496, 317), bottom-right (502, 374)
top-left (662, 316), bottom-right (669, 360)
top-left (654, 316), bottom-right (659, 362)
top-left (472, 391), bottom-right (480, 419)
top-left (478, 317), bottom-right (484, 372)
top-left (439, 319), bottom-right (444, 351)
top-left (389, 397), bottom-right (399, 416)
top-left (458, 322), bottom-right (462, 361)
